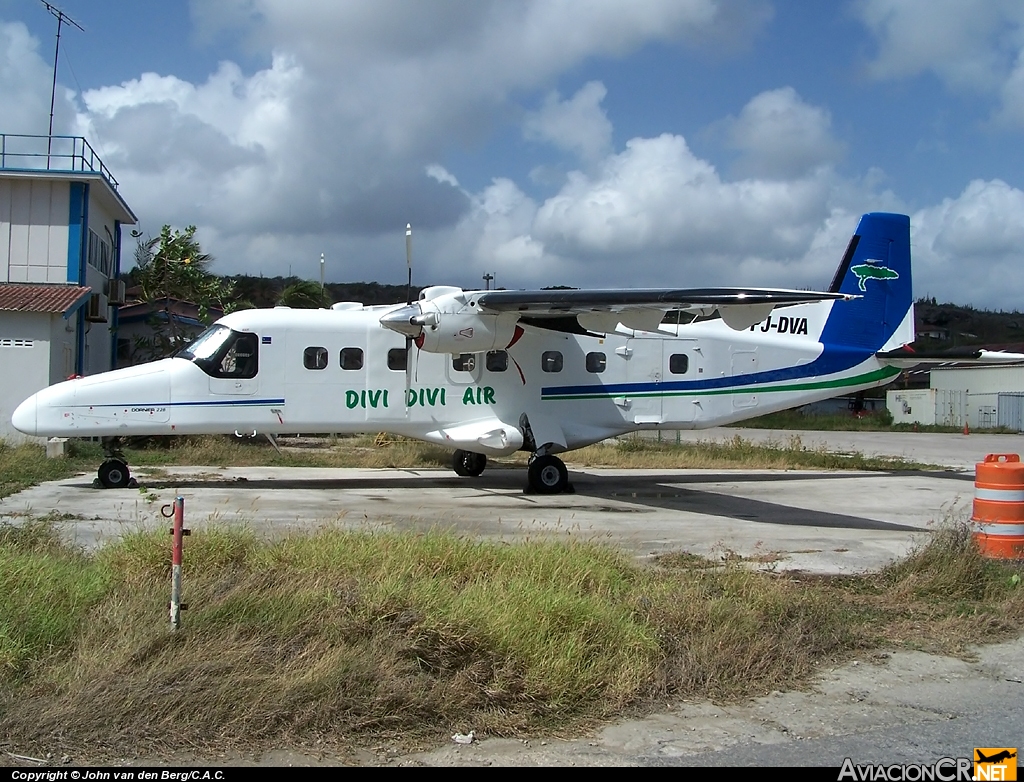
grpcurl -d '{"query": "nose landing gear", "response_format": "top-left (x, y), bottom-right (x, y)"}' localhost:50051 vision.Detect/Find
top-left (96, 437), bottom-right (137, 489)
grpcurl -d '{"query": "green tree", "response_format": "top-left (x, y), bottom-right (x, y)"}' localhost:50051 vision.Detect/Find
top-left (127, 225), bottom-right (252, 362)
top-left (277, 279), bottom-right (329, 309)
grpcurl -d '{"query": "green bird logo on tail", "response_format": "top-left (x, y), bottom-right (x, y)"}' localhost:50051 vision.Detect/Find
top-left (851, 260), bottom-right (899, 292)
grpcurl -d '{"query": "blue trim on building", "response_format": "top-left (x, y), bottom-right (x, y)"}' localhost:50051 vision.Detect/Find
top-left (75, 183), bottom-right (90, 376)
top-left (110, 220), bottom-right (122, 367)
top-left (66, 182), bottom-right (85, 283)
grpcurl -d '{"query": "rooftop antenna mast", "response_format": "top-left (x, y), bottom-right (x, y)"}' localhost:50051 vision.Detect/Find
top-left (39, 1), bottom-right (84, 164)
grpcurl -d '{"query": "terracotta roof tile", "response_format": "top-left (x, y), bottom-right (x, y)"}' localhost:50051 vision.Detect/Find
top-left (0, 283), bottom-right (92, 315)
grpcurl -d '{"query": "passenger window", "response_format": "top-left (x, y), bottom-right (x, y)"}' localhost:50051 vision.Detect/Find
top-left (586, 352), bottom-right (606, 373)
top-left (388, 347), bottom-right (408, 371)
top-left (340, 347), bottom-right (363, 370)
top-left (486, 350), bottom-right (507, 372)
top-left (453, 353), bottom-right (476, 372)
top-left (217, 333), bottom-right (258, 378)
top-left (669, 354), bottom-right (689, 374)
top-left (541, 351), bottom-right (563, 373)
top-left (303, 346), bottom-right (328, 370)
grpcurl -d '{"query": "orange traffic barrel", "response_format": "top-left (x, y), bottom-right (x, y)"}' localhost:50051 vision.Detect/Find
top-left (972, 454), bottom-right (1024, 559)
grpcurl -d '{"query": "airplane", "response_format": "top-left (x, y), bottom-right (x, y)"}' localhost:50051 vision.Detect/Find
top-left (976, 750), bottom-right (1016, 764)
top-left (11, 212), bottom-right (1023, 492)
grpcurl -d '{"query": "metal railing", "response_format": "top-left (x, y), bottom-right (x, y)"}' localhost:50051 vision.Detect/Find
top-left (0, 134), bottom-right (119, 190)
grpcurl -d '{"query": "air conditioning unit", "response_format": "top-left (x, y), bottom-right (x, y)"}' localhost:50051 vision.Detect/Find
top-left (107, 278), bottom-right (126, 306)
top-left (86, 293), bottom-right (108, 323)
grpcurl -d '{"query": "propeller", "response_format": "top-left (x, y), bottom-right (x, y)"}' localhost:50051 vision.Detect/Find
top-left (405, 223), bottom-right (414, 410)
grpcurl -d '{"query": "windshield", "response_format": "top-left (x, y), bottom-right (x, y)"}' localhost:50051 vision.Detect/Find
top-left (176, 325), bottom-right (232, 362)
top-left (176, 325), bottom-right (259, 379)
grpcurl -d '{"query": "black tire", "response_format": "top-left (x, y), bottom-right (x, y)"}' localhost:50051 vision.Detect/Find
top-left (528, 454), bottom-right (568, 494)
top-left (453, 450), bottom-right (487, 477)
top-left (98, 458), bottom-right (131, 489)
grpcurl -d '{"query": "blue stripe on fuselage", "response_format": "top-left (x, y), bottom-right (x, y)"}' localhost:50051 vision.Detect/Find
top-left (64, 398), bottom-right (286, 409)
top-left (541, 344), bottom-right (870, 398)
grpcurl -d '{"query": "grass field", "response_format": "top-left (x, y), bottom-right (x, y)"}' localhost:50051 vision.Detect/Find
top-left (0, 433), bottom-right (1015, 762)
top-left (0, 518), bottom-right (1020, 763)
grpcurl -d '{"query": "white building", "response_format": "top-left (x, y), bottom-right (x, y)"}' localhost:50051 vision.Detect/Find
top-left (888, 365), bottom-right (1024, 430)
top-left (1, 134), bottom-right (137, 442)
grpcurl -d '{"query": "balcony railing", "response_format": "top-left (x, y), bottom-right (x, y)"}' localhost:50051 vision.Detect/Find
top-left (0, 134), bottom-right (119, 190)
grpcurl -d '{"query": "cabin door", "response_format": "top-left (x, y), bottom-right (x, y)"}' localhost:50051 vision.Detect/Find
top-left (730, 349), bottom-right (758, 409)
top-left (625, 337), bottom-right (664, 425)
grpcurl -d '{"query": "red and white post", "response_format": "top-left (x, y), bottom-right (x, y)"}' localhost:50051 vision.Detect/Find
top-left (170, 496), bottom-right (188, 630)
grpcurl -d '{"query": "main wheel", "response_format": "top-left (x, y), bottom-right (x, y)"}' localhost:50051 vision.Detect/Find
top-left (453, 449), bottom-right (487, 477)
top-left (98, 458), bottom-right (131, 489)
top-left (527, 454), bottom-right (568, 494)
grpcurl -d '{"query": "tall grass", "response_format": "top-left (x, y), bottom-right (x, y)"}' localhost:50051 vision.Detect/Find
top-left (0, 519), bottom-right (1021, 762)
top-left (574, 433), bottom-right (933, 470)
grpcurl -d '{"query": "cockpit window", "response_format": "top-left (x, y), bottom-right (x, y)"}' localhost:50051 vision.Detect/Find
top-left (177, 325), bottom-right (258, 379)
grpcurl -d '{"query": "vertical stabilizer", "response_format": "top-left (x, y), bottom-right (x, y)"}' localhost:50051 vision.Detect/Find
top-left (821, 212), bottom-right (914, 352)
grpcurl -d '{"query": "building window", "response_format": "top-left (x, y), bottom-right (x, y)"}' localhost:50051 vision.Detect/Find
top-left (304, 346), bottom-right (328, 370)
top-left (340, 347), bottom-right (364, 370)
top-left (388, 347), bottom-right (408, 371)
top-left (669, 354), bottom-right (689, 374)
top-left (87, 229), bottom-right (112, 277)
top-left (541, 351), bottom-right (563, 372)
top-left (586, 352), bottom-right (606, 373)
top-left (486, 350), bottom-right (508, 372)
top-left (453, 353), bottom-right (476, 372)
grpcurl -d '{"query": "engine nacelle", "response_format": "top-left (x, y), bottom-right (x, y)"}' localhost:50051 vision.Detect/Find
top-left (379, 290), bottom-right (521, 354)
top-left (415, 309), bottom-right (519, 354)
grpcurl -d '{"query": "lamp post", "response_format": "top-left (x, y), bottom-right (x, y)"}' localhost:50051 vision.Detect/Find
top-left (320, 253), bottom-right (325, 296)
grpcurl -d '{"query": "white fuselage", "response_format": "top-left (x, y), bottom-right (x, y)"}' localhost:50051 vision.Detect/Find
top-left (11, 299), bottom-right (900, 455)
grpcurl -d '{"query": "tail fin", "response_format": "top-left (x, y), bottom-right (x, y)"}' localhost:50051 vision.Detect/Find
top-left (821, 212), bottom-right (913, 352)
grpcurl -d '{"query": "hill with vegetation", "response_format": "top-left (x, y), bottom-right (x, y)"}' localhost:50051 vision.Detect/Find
top-left (913, 297), bottom-right (1024, 349)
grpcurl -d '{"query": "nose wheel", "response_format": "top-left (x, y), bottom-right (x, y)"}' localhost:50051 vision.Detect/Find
top-left (527, 454), bottom-right (569, 494)
top-left (453, 449), bottom-right (487, 477)
top-left (98, 458), bottom-right (133, 489)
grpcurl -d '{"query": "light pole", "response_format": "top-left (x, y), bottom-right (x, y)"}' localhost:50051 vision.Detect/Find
top-left (320, 253), bottom-right (325, 296)
top-left (483, 272), bottom-right (494, 290)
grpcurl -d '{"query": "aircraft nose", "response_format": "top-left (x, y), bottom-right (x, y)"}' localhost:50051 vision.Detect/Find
top-left (11, 395), bottom-right (37, 436)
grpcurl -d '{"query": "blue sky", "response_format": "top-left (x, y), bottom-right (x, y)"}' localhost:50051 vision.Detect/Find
top-left (2, 0), bottom-right (1023, 309)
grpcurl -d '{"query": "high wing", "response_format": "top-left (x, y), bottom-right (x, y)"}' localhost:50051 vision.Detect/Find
top-left (474, 287), bottom-right (855, 332)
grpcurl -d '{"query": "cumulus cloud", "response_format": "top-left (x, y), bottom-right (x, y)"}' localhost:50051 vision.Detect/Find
top-left (442, 131), bottom-right (882, 291)
top-left (854, 0), bottom-right (1024, 126)
top-left (523, 81), bottom-right (613, 163)
top-left (4, 3), bottom-right (1024, 313)
top-left (0, 20), bottom-right (77, 136)
top-left (13, 0), bottom-right (769, 277)
top-left (911, 179), bottom-right (1024, 309)
top-left (722, 88), bottom-right (845, 179)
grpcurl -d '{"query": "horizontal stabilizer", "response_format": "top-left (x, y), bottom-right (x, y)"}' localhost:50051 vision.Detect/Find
top-left (876, 347), bottom-right (1024, 368)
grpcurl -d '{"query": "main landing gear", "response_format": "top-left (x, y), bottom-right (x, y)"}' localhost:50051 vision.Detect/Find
top-left (96, 437), bottom-right (137, 489)
top-left (451, 448), bottom-right (572, 494)
top-left (527, 453), bottom-right (569, 494)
